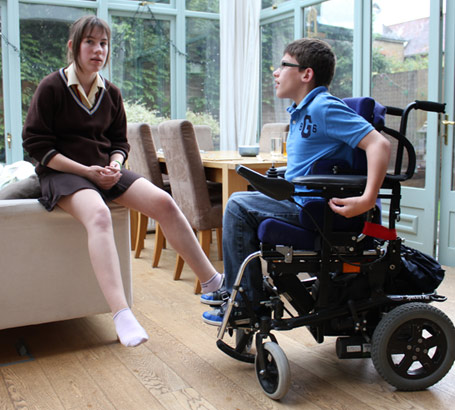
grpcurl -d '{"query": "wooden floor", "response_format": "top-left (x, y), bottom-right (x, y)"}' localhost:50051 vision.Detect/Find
top-left (1, 233), bottom-right (455, 409)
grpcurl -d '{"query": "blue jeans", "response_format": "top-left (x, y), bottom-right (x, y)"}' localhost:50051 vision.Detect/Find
top-left (223, 191), bottom-right (301, 304)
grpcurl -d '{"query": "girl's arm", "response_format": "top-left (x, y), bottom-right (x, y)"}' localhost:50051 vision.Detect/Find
top-left (47, 153), bottom-right (121, 190)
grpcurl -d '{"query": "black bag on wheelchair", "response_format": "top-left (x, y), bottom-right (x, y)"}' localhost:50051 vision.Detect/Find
top-left (393, 245), bottom-right (445, 294)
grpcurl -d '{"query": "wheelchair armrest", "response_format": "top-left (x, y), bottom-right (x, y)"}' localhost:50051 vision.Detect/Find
top-left (236, 165), bottom-right (294, 201)
top-left (293, 174), bottom-right (367, 193)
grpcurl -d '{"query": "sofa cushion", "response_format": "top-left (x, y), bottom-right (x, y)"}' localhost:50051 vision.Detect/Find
top-left (0, 174), bottom-right (41, 199)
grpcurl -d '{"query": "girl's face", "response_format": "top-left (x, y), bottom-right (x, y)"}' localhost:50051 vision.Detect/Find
top-left (74, 26), bottom-right (109, 75)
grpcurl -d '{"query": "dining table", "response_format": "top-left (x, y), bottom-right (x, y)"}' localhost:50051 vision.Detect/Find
top-left (158, 150), bottom-right (287, 210)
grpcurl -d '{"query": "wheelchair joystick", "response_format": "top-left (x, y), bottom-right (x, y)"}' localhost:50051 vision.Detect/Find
top-left (266, 164), bottom-right (278, 178)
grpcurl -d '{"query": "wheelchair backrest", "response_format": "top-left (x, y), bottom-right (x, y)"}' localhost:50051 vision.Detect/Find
top-left (319, 96), bottom-right (417, 184)
top-left (343, 97), bottom-right (386, 173)
top-left (310, 97), bottom-right (386, 176)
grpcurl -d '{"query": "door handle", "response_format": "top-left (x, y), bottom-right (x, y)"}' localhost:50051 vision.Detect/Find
top-left (441, 115), bottom-right (454, 145)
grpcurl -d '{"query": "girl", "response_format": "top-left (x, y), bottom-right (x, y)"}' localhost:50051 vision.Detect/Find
top-left (22, 15), bottom-right (223, 347)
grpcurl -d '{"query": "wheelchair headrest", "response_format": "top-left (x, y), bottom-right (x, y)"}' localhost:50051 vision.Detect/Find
top-left (343, 97), bottom-right (386, 130)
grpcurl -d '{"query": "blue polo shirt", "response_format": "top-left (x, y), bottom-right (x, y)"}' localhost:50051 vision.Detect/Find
top-left (284, 86), bottom-right (374, 203)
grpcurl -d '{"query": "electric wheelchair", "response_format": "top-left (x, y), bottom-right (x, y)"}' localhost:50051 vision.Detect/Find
top-left (215, 98), bottom-right (455, 400)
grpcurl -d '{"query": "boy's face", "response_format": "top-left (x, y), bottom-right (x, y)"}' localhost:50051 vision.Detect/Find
top-left (273, 53), bottom-right (308, 104)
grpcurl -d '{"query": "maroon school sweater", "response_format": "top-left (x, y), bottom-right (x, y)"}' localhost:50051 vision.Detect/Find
top-left (22, 68), bottom-right (129, 176)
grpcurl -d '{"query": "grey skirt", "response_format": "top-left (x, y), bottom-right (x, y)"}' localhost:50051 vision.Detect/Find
top-left (38, 169), bottom-right (142, 211)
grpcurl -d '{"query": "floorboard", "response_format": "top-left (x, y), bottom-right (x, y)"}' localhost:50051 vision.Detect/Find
top-left (1, 232), bottom-right (454, 409)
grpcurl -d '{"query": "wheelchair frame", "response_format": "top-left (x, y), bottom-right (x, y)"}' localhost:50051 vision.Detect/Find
top-left (215, 100), bottom-right (455, 400)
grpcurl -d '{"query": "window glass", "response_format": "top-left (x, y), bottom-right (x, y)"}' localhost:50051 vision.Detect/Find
top-left (372, 0), bottom-right (430, 188)
top-left (20, 5), bottom-right (93, 111)
top-left (19, 4), bottom-right (93, 159)
top-left (262, 0), bottom-right (289, 9)
top-left (0, 7), bottom-right (4, 162)
top-left (304, 0), bottom-right (354, 99)
top-left (186, 0), bottom-right (219, 13)
top-left (111, 15), bottom-right (171, 122)
top-left (260, 17), bottom-right (294, 127)
top-left (126, 0), bottom-right (169, 3)
top-left (186, 17), bottom-right (220, 148)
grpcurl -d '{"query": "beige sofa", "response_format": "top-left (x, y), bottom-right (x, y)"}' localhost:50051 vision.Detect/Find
top-left (0, 198), bottom-right (132, 330)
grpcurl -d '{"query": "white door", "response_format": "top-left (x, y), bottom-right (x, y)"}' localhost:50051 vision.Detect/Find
top-left (371, 0), bottom-right (446, 260)
top-left (438, 0), bottom-right (455, 266)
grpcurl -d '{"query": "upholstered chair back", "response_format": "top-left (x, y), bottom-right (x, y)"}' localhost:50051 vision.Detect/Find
top-left (127, 123), bottom-right (165, 190)
top-left (159, 120), bottom-right (222, 232)
top-left (194, 125), bottom-right (214, 151)
top-left (259, 122), bottom-right (290, 153)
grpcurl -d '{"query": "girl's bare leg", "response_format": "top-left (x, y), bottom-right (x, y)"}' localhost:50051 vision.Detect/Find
top-left (58, 189), bottom-right (148, 347)
top-left (115, 178), bottom-right (223, 291)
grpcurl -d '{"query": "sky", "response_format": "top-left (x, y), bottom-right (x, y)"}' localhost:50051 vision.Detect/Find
top-left (373, 0), bottom-right (430, 28)
top-left (318, 0), bottom-right (432, 32)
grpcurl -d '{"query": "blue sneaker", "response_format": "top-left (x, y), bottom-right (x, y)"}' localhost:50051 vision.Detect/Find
top-left (202, 304), bottom-right (250, 327)
top-left (200, 287), bottom-right (230, 306)
top-left (202, 308), bottom-right (224, 326)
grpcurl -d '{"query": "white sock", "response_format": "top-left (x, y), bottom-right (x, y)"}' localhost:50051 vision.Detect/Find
top-left (201, 272), bottom-right (224, 294)
top-left (113, 308), bottom-right (149, 347)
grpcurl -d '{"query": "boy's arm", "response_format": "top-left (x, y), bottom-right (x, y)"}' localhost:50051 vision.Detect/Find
top-left (328, 129), bottom-right (391, 218)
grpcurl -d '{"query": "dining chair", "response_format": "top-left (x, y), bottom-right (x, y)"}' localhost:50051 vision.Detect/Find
top-left (152, 124), bottom-right (214, 152)
top-left (127, 122), bottom-right (169, 267)
top-left (194, 125), bottom-right (214, 151)
top-left (150, 124), bottom-right (161, 150)
top-left (159, 119), bottom-right (223, 294)
top-left (259, 122), bottom-right (290, 153)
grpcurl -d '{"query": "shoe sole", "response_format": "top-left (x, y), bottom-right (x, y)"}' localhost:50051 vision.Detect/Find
top-left (200, 298), bottom-right (225, 306)
top-left (202, 317), bottom-right (222, 326)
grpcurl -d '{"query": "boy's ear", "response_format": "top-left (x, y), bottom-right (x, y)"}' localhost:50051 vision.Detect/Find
top-left (68, 40), bottom-right (73, 52)
top-left (301, 67), bottom-right (314, 83)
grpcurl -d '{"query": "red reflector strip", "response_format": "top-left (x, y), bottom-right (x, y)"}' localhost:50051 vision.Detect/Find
top-left (343, 263), bottom-right (361, 273)
top-left (362, 222), bottom-right (397, 240)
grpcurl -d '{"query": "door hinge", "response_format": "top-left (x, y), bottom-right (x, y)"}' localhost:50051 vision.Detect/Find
top-left (7, 133), bottom-right (12, 149)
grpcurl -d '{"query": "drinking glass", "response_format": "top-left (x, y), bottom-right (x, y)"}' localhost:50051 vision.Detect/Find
top-left (270, 136), bottom-right (283, 158)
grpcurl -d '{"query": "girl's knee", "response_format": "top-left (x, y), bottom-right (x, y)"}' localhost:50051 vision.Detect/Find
top-left (90, 203), bottom-right (113, 231)
top-left (145, 191), bottom-right (179, 220)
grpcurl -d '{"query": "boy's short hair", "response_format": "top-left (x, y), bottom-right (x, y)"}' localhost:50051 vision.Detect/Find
top-left (67, 15), bottom-right (111, 70)
top-left (284, 38), bottom-right (336, 87)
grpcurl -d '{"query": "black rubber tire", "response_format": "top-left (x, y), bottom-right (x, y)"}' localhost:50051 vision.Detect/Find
top-left (371, 302), bottom-right (455, 390)
top-left (255, 342), bottom-right (291, 400)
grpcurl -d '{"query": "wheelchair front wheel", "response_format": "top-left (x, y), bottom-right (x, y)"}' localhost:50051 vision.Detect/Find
top-left (371, 302), bottom-right (455, 390)
top-left (255, 342), bottom-right (291, 400)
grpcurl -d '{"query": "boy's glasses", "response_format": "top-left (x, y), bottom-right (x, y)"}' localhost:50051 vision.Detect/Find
top-left (280, 61), bottom-right (307, 70)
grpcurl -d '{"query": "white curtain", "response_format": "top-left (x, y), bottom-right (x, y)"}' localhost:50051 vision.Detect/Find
top-left (219, 0), bottom-right (261, 150)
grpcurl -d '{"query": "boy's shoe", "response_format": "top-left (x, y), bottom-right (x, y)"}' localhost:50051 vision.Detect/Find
top-left (202, 308), bottom-right (224, 326)
top-left (202, 304), bottom-right (250, 327)
top-left (200, 287), bottom-right (230, 306)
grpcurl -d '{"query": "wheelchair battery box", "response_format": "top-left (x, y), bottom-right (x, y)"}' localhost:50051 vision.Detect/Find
top-left (336, 336), bottom-right (371, 359)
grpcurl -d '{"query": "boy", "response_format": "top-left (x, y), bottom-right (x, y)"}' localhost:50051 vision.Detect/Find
top-left (202, 38), bottom-right (391, 325)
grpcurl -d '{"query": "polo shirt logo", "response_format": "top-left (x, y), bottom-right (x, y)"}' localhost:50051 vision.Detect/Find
top-left (300, 115), bottom-right (317, 138)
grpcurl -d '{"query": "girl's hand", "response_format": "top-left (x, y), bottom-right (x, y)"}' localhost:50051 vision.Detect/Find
top-left (109, 159), bottom-right (122, 171)
top-left (85, 165), bottom-right (121, 190)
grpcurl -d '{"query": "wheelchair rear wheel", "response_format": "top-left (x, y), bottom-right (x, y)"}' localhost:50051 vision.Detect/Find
top-left (371, 302), bottom-right (455, 390)
top-left (255, 342), bottom-right (291, 400)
